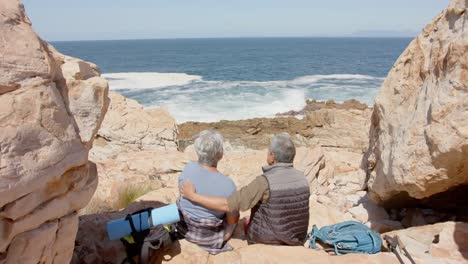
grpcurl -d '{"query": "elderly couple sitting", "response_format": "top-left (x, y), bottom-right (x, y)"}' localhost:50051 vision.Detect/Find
top-left (177, 130), bottom-right (310, 254)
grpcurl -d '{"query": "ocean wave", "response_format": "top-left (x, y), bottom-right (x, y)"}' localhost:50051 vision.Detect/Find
top-left (103, 72), bottom-right (202, 90)
top-left (107, 72), bottom-right (383, 123)
top-left (290, 74), bottom-right (382, 85)
top-left (146, 88), bottom-right (307, 123)
top-left (103, 72), bottom-right (382, 91)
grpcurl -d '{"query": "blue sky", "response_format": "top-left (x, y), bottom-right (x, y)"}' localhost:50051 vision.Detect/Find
top-left (23, 0), bottom-right (449, 41)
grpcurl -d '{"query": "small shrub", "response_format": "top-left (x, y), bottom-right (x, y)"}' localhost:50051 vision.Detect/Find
top-left (114, 183), bottom-right (154, 210)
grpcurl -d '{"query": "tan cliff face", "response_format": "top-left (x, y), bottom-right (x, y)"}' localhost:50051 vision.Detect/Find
top-left (0, 0), bottom-right (109, 263)
top-left (366, 0), bottom-right (468, 203)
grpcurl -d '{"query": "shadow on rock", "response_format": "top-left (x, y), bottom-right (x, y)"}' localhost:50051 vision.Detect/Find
top-left (72, 200), bottom-right (169, 264)
top-left (454, 222), bottom-right (468, 260)
top-left (151, 240), bottom-right (182, 264)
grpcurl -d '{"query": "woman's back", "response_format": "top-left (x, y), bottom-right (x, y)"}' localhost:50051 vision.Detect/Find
top-left (178, 161), bottom-right (236, 220)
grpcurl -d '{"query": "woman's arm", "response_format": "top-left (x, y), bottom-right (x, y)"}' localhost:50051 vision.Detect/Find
top-left (224, 212), bottom-right (240, 241)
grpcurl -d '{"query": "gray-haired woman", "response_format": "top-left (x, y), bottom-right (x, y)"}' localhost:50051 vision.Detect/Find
top-left (177, 130), bottom-right (238, 254)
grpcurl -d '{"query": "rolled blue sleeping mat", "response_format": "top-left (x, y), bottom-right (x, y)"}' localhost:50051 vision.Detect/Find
top-left (151, 204), bottom-right (180, 226)
top-left (106, 203), bottom-right (180, 240)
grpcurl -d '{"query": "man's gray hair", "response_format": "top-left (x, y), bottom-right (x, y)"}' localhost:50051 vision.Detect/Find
top-left (194, 130), bottom-right (224, 166)
top-left (269, 134), bottom-right (296, 163)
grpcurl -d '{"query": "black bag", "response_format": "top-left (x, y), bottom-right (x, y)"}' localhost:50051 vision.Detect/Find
top-left (120, 208), bottom-right (177, 264)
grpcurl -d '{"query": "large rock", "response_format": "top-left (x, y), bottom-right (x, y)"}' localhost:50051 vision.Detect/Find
top-left (0, 0), bottom-right (50, 94)
top-left (91, 149), bottom-right (189, 207)
top-left (58, 56), bottom-right (110, 148)
top-left (0, 1), bottom-right (109, 263)
top-left (87, 91), bottom-right (182, 209)
top-left (305, 107), bottom-right (372, 153)
top-left (296, 146), bottom-right (367, 195)
top-left (295, 147), bottom-right (335, 193)
top-left (383, 221), bottom-right (468, 263)
top-left (366, 0), bottom-right (468, 203)
top-left (91, 91), bottom-right (178, 160)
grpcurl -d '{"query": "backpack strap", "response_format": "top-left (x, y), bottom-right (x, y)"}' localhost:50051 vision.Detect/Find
top-left (140, 240), bottom-right (162, 264)
top-left (126, 213), bottom-right (138, 233)
top-left (119, 208), bottom-right (154, 264)
top-left (333, 243), bottom-right (340, 255)
top-left (120, 214), bottom-right (139, 264)
top-left (321, 242), bottom-right (341, 255)
top-left (140, 225), bottom-right (176, 264)
top-left (368, 230), bottom-right (377, 252)
top-left (307, 225), bottom-right (320, 249)
top-left (308, 225), bottom-right (341, 255)
top-left (120, 237), bottom-right (137, 264)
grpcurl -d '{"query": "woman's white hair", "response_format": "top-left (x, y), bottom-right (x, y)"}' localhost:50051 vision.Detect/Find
top-left (194, 130), bottom-right (224, 166)
top-left (269, 134), bottom-right (296, 163)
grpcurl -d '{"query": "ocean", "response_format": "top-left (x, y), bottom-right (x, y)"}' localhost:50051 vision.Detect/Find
top-left (52, 37), bottom-right (412, 123)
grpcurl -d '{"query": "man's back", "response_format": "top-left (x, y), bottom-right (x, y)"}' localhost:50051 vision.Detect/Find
top-left (178, 161), bottom-right (236, 220)
top-left (248, 163), bottom-right (310, 245)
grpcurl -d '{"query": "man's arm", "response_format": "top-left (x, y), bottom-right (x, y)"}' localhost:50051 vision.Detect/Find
top-left (180, 181), bottom-right (231, 212)
top-left (180, 176), bottom-right (269, 213)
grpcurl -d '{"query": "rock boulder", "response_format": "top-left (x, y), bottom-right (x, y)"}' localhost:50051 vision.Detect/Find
top-left (87, 91), bottom-right (182, 209)
top-left (0, 1), bottom-right (109, 262)
top-left (383, 221), bottom-right (468, 263)
top-left (91, 91), bottom-right (178, 160)
top-left (366, 0), bottom-right (468, 203)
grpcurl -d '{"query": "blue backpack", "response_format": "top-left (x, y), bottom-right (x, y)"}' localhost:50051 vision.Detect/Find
top-left (307, 221), bottom-right (382, 255)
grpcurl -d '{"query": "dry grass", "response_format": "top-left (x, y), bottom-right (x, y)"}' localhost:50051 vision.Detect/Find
top-left (79, 182), bottom-right (156, 215)
top-left (113, 183), bottom-right (154, 210)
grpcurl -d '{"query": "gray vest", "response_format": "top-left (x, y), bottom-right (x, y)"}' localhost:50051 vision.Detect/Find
top-left (247, 163), bottom-right (310, 245)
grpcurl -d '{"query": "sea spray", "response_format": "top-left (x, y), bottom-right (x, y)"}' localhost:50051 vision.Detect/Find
top-left (102, 72), bottom-right (202, 90)
top-left (104, 72), bottom-right (382, 123)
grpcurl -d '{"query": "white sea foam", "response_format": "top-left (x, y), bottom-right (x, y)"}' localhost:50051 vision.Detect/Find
top-left (103, 72), bottom-right (202, 90)
top-left (291, 74), bottom-right (379, 85)
top-left (108, 72), bottom-right (383, 123)
top-left (155, 88), bottom-right (307, 123)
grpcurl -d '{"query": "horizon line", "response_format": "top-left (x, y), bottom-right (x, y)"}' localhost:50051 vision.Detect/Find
top-left (49, 35), bottom-right (416, 43)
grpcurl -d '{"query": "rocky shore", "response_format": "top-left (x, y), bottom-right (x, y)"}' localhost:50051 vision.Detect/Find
top-left (178, 99), bottom-right (372, 151)
top-left (1, 0), bottom-right (467, 263)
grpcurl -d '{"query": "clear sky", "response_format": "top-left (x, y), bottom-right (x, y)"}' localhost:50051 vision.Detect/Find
top-left (22, 0), bottom-right (450, 41)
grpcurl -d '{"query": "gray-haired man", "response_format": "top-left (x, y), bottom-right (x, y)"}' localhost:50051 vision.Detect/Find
top-left (180, 134), bottom-right (310, 246)
top-left (177, 130), bottom-right (239, 254)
